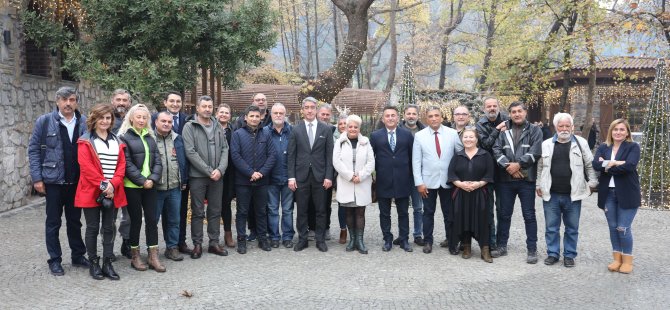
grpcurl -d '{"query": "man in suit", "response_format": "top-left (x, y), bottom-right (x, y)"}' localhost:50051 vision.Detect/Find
top-left (288, 97), bottom-right (334, 252)
top-left (371, 106), bottom-right (414, 252)
top-left (412, 106), bottom-right (463, 254)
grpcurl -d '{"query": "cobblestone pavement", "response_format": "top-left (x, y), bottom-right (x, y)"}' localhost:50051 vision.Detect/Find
top-left (1, 194), bottom-right (669, 309)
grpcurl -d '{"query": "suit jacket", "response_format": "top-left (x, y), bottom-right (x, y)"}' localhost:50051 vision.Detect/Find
top-left (592, 141), bottom-right (641, 209)
top-left (412, 125), bottom-right (463, 189)
top-left (370, 127), bottom-right (413, 198)
top-left (288, 119), bottom-right (334, 183)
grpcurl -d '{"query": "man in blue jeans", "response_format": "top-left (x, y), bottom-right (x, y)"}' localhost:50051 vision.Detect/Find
top-left (492, 101), bottom-right (543, 264)
top-left (536, 113), bottom-right (597, 267)
top-left (154, 112), bottom-right (190, 260)
top-left (264, 103), bottom-right (295, 248)
top-left (398, 105), bottom-right (426, 246)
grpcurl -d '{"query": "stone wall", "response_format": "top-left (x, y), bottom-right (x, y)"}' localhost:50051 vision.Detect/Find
top-left (0, 5), bottom-right (102, 212)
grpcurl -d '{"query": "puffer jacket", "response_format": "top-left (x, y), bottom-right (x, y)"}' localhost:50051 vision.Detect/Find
top-left (119, 128), bottom-right (162, 186)
top-left (230, 124), bottom-right (276, 186)
top-left (28, 109), bottom-right (87, 184)
top-left (536, 135), bottom-right (598, 202)
top-left (492, 120), bottom-right (542, 182)
top-left (182, 117), bottom-right (229, 178)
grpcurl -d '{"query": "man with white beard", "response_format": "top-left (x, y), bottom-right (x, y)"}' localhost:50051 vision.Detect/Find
top-left (536, 113), bottom-right (598, 268)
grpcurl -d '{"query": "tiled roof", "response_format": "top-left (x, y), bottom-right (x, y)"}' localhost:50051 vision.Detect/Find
top-left (571, 56), bottom-right (660, 70)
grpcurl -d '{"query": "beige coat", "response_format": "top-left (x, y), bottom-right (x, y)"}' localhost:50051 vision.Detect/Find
top-left (333, 134), bottom-right (375, 206)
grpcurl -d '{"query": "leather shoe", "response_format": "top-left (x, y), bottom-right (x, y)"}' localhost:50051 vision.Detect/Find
top-left (400, 240), bottom-right (413, 252)
top-left (414, 237), bottom-right (425, 246)
top-left (564, 257), bottom-right (575, 267)
top-left (449, 248), bottom-right (460, 255)
top-left (439, 239), bottom-right (449, 248)
top-left (544, 256), bottom-right (559, 265)
top-left (190, 244), bottom-right (203, 259)
top-left (382, 239), bottom-right (392, 252)
top-left (423, 243), bottom-right (433, 254)
top-left (316, 241), bottom-right (328, 252)
top-left (237, 240), bottom-right (247, 254)
top-left (271, 240), bottom-right (280, 248)
top-left (72, 256), bottom-right (90, 268)
top-left (282, 240), bottom-right (294, 248)
top-left (49, 261), bottom-right (64, 276)
top-left (260, 240), bottom-right (272, 252)
top-left (178, 243), bottom-right (192, 254)
top-left (208, 244), bottom-right (228, 256)
top-left (293, 240), bottom-right (308, 252)
top-left (392, 238), bottom-right (400, 246)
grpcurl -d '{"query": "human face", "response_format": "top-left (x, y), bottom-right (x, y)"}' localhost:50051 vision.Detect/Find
top-left (164, 94), bottom-right (183, 114)
top-left (462, 130), bottom-right (478, 149)
top-left (483, 99), bottom-right (499, 120)
top-left (404, 107), bottom-right (419, 126)
top-left (302, 101), bottom-right (317, 122)
top-left (509, 105), bottom-right (527, 125)
top-left (246, 111), bottom-right (262, 128)
top-left (318, 108), bottom-right (332, 123)
top-left (155, 113), bottom-right (174, 136)
top-left (216, 106), bottom-right (231, 125)
top-left (611, 123), bottom-right (629, 143)
top-left (346, 121), bottom-right (360, 139)
top-left (253, 94), bottom-right (267, 112)
top-left (453, 107), bottom-right (470, 129)
top-left (131, 110), bottom-right (149, 131)
top-left (57, 94), bottom-right (78, 118)
top-left (383, 109), bottom-right (399, 130)
top-left (271, 105), bottom-right (286, 126)
top-left (112, 93), bottom-right (130, 115)
top-left (96, 113), bottom-right (113, 133)
top-left (337, 118), bottom-right (347, 133)
top-left (426, 109), bottom-right (444, 130)
top-left (196, 100), bottom-right (214, 120)
top-left (556, 118), bottom-right (573, 141)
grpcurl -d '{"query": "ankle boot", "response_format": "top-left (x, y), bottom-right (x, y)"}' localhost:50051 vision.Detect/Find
top-left (619, 255), bottom-right (634, 274)
top-left (224, 231), bottom-right (236, 247)
top-left (120, 239), bottom-right (131, 259)
top-left (346, 228), bottom-right (356, 252)
top-left (147, 247), bottom-right (166, 272)
top-left (338, 229), bottom-right (347, 244)
top-left (481, 246), bottom-right (493, 263)
top-left (89, 256), bottom-right (104, 280)
top-left (102, 257), bottom-right (120, 280)
top-left (356, 229), bottom-right (368, 254)
top-left (608, 252), bottom-right (623, 272)
top-left (462, 244), bottom-right (472, 259)
top-left (130, 247), bottom-right (147, 271)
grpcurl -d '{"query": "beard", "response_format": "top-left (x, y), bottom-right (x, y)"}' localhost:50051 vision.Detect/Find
top-left (115, 106), bottom-right (127, 114)
top-left (405, 118), bottom-right (417, 126)
top-left (486, 111), bottom-right (498, 119)
top-left (273, 119), bottom-right (284, 126)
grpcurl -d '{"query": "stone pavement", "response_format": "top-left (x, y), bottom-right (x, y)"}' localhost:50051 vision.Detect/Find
top-left (1, 194), bottom-right (669, 309)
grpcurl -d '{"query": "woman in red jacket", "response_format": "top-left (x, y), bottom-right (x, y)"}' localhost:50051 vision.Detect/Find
top-left (75, 103), bottom-right (127, 280)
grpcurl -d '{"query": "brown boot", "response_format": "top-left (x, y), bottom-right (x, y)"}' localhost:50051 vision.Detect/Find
top-left (338, 229), bottom-right (347, 244)
top-left (224, 231), bottom-right (236, 247)
top-left (607, 252), bottom-right (623, 272)
top-left (462, 244), bottom-right (472, 259)
top-left (130, 247), bottom-right (147, 271)
top-left (618, 255), bottom-right (633, 274)
top-left (147, 247), bottom-right (166, 273)
top-left (481, 246), bottom-right (493, 263)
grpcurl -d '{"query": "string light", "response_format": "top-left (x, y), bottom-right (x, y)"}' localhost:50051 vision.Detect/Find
top-left (14, 0), bottom-right (86, 27)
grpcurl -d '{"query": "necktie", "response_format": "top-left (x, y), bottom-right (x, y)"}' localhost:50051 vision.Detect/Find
top-left (389, 131), bottom-right (396, 152)
top-left (434, 131), bottom-right (441, 158)
top-left (173, 115), bottom-right (179, 131)
top-left (308, 122), bottom-right (315, 148)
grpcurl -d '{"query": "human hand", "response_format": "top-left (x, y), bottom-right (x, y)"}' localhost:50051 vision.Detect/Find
top-left (323, 179), bottom-right (333, 189)
top-left (289, 180), bottom-right (297, 191)
top-left (417, 185), bottom-right (428, 198)
top-left (496, 122), bottom-right (507, 132)
top-left (535, 188), bottom-right (542, 197)
top-left (34, 181), bottom-right (46, 195)
top-left (143, 180), bottom-right (153, 189)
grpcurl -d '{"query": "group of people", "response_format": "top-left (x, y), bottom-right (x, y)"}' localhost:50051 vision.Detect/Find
top-left (28, 87), bottom-right (642, 281)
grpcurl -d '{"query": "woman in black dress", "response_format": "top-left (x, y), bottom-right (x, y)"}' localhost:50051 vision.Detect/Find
top-left (448, 127), bottom-right (494, 263)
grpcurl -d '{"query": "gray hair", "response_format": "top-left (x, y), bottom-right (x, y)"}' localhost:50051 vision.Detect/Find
top-left (55, 86), bottom-right (78, 101)
top-left (112, 89), bottom-right (131, 101)
top-left (481, 96), bottom-right (499, 107)
top-left (271, 102), bottom-right (286, 111)
top-left (198, 95), bottom-right (213, 106)
top-left (346, 114), bottom-right (362, 127)
top-left (302, 97), bottom-right (318, 107)
top-left (552, 113), bottom-right (574, 127)
top-left (318, 103), bottom-right (332, 111)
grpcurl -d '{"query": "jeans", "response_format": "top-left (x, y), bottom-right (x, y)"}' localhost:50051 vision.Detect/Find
top-left (125, 187), bottom-right (159, 247)
top-left (189, 177), bottom-right (223, 246)
top-left (83, 207), bottom-right (118, 259)
top-left (543, 193), bottom-right (581, 259)
top-left (338, 204), bottom-right (346, 229)
top-left (236, 185), bottom-right (269, 241)
top-left (378, 197), bottom-right (410, 242)
top-left (45, 184), bottom-right (86, 263)
top-left (410, 184), bottom-right (424, 238)
top-left (488, 184), bottom-right (498, 247)
top-left (496, 181), bottom-right (537, 252)
top-left (156, 188), bottom-right (182, 248)
top-left (179, 187), bottom-right (189, 245)
top-left (604, 189), bottom-right (638, 255)
top-left (267, 184), bottom-right (295, 241)
top-left (421, 187), bottom-right (452, 245)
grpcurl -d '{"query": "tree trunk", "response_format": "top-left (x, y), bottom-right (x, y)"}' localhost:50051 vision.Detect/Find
top-left (333, 3), bottom-right (340, 57)
top-left (383, 0), bottom-right (398, 93)
top-left (305, 3), bottom-right (313, 77)
top-left (279, 0), bottom-right (289, 71)
top-left (439, 0), bottom-right (464, 90)
top-left (582, 3), bottom-right (596, 141)
top-left (299, 0), bottom-right (375, 102)
top-left (291, 0), bottom-right (301, 74)
top-left (477, 0), bottom-right (498, 90)
top-left (438, 46), bottom-right (448, 89)
top-left (559, 11), bottom-right (578, 112)
top-left (314, 0), bottom-right (321, 73)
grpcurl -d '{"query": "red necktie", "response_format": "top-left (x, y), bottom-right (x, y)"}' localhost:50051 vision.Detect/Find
top-left (434, 131), bottom-right (441, 158)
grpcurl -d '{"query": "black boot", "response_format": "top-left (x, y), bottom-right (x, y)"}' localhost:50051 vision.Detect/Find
top-left (356, 229), bottom-right (368, 254)
top-left (102, 257), bottom-right (120, 280)
top-left (120, 239), bottom-right (131, 259)
top-left (237, 238), bottom-right (247, 254)
top-left (346, 228), bottom-right (356, 252)
top-left (89, 256), bottom-right (104, 280)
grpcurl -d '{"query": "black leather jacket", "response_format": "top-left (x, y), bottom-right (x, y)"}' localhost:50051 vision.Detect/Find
top-left (492, 120), bottom-right (542, 182)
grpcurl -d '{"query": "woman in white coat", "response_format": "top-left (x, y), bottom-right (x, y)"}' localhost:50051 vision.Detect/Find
top-left (333, 115), bottom-right (375, 254)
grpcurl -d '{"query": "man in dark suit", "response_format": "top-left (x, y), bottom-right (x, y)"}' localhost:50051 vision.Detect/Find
top-left (370, 106), bottom-right (414, 252)
top-left (288, 97), bottom-right (334, 252)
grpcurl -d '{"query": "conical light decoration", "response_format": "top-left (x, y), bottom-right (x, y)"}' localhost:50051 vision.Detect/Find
top-left (398, 55), bottom-right (417, 112)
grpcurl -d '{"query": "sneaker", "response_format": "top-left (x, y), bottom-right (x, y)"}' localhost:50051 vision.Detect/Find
top-left (492, 246), bottom-right (507, 257)
top-left (527, 251), bottom-right (538, 264)
top-left (307, 230), bottom-right (316, 241)
top-left (165, 247), bottom-right (184, 261)
top-left (564, 257), bottom-right (575, 268)
top-left (544, 256), bottom-right (559, 265)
